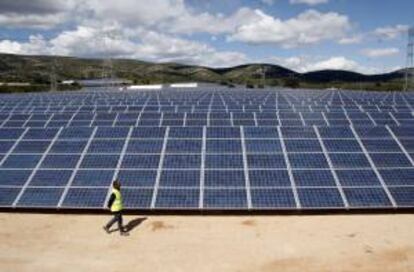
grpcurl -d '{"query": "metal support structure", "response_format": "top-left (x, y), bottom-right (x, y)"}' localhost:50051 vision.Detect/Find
top-left (404, 27), bottom-right (414, 91)
top-left (101, 30), bottom-right (120, 90)
top-left (50, 57), bottom-right (58, 92)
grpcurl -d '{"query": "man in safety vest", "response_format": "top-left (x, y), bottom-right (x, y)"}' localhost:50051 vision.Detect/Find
top-left (103, 180), bottom-right (129, 236)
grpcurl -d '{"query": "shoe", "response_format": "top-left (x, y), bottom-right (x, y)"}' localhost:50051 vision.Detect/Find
top-left (103, 226), bottom-right (110, 234)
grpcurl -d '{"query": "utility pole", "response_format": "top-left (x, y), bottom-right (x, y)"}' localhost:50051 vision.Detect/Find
top-left (50, 57), bottom-right (58, 92)
top-left (101, 30), bottom-right (119, 90)
top-left (404, 27), bottom-right (414, 91)
top-left (261, 65), bottom-right (267, 87)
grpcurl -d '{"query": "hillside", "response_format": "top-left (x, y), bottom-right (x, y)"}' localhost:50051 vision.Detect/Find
top-left (0, 53), bottom-right (408, 91)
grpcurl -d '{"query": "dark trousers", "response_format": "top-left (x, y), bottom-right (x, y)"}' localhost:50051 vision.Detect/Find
top-left (106, 211), bottom-right (124, 231)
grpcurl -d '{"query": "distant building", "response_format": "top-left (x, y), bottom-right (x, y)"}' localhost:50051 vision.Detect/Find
top-left (0, 82), bottom-right (31, 86)
top-left (61, 80), bottom-right (75, 85)
top-left (78, 79), bottom-right (133, 87)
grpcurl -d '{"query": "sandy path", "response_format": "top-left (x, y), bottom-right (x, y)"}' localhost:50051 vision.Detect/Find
top-left (0, 213), bottom-right (413, 272)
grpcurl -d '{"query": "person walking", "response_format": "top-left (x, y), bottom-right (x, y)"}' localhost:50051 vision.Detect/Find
top-left (103, 180), bottom-right (129, 236)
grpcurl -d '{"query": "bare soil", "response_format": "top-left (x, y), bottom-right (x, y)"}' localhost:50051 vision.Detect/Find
top-left (0, 213), bottom-right (413, 272)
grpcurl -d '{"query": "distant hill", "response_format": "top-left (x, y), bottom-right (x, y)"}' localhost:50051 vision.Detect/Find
top-left (0, 53), bottom-right (408, 91)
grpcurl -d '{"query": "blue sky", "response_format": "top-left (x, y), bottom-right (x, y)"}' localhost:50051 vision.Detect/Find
top-left (0, 0), bottom-right (412, 74)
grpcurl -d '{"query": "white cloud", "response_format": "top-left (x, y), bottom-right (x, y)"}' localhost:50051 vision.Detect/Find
top-left (306, 56), bottom-right (359, 71)
top-left (361, 48), bottom-right (400, 58)
top-left (0, 25), bottom-right (248, 68)
top-left (290, 0), bottom-right (328, 5)
top-left (0, 35), bottom-right (49, 54)
top-left (164, 7), bottom-right (261, 34)
top-left (270, 56), bottom-right (383, 74)
top-left (338, 35), bottom-right (362, 45)
top-left (229, 9), bottom-right (350, 48)
top-left (118, 29), bottom-right (248, 67)
top-left (374, 24), bottom-right (409, 40)
top-left (83, 1), bottom-right (262, 35)
top-left (86, 0), bottom-right (186, 28)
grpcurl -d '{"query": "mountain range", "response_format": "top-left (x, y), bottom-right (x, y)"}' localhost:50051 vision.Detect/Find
top-left (0, 53), bottom-right (409, 91)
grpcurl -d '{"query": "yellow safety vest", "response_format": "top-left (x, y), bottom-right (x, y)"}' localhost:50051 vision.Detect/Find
top-left (111, 188), bottom-right (123, 212)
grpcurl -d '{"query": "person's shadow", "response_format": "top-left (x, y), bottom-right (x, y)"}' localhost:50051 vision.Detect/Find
top-left (125, 217), bottom-right (147, 232)
top-left (109, 217), bottom-right (147, 233)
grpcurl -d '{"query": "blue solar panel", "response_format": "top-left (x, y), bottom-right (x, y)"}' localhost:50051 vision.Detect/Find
top-left (207, 127), bottom-right (240, 138)
top-left (62, 188), bottom-right (107, 208)
top-left (206, 139), bottom-right (242, 153)
top-left (206, 154), bottom-right (243, 169)
top-left (251, 188), bottom-right (296, 208)
top-left (400, 139), bottom-right (414, 151)
top-left (370, 153), bottom-right (412, 168)
top-left (160, 170), bottom-right (200, 187)
top-left (59, 127), bottom-right (94, 139)
top-left (80, 155), bottom-right (120, 169)
top-left (0, 128), bottom-right (24, 139)
top-left (379, 169), bottom-right (414, 186)
top-left (163, 155), bottom-right (201, 169)
top-left (155, 188), bottom-right (199, 208)
top-left (127, 139), bottom-right (163, 153)
top-left (50, 140), bottom-right (88, 153)
top-left (293, 170), bottom-right (336, 187)
top-left (131, 127), bottom-right (165, 138)
top-left (390, 126), bottom-right (414, 138)
top-left (298, 188), bottom-right (344, 208)
top-left (204, 188), bottom-right (247, 208)
top-left (336, 169), bottom-right (380, 186)
top-left (116, 170), bottom-right (156, 187)
top-left (168, 127), bottom-right (203, 138)
top-left (247, 154), bottom-right (286, 169)
top-left (17, 188), bottom-right (64, 207)
top-left (204, 170), bottom-right (245, 187)
top-left (23, 128), bottom-right (59, 139)
top-left (0, 170), bottom-right (31, 185)
top-left (122, 155), bottom-right (160, 169)
top-left (0, 89), bottom-right (413, 212)
top-left (0, 188), bottom-right (21, 206)
top-left (72, 170), bottom-right (114, 186)
top-left (0, 141), bottom-right (14, 153)
top-left (29, 170), bottom-right (72, 186)
top-left (14, 141), bottom-right (51, 153)
top-left (166, 139), bottom-right (202, 153)
top-left (289, 153), bottom-right (329, 169)
top-left (41, 155), bottom-right (80, 169)
top-left (354, 127), bottom-right (391, 138)
top-left (343, 188), bottom-right (392, 207)
top-left (323, 140), bottom-right (362, 152)
top-left (245, 139), bottom-right (282, 153)
top-left (249, 170), bottom-right (290, 187)
top-left (362, 139), bottom-right (402, 152)
top-left (329, 153), bottom-right (370, 168)
top-left (285, 140), bottom-right (322, 152)
top-left (88, 140), bottom-right (125, 153)
top-left (389, 187), bottom-right (414, 206)
top-left (3, 155), bottom-right (42, 168)
top-left (281, 127), bottom-right (317, 138)
top-left (123, 188), bottom-right (153, 208)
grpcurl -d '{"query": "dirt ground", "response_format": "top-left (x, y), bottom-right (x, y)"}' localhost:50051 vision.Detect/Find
top-left (0, 213), bottom-right (413, 272)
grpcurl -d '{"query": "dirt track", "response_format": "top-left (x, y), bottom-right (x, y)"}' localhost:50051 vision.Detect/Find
top-left (0, 213), bottom-right (413, 272)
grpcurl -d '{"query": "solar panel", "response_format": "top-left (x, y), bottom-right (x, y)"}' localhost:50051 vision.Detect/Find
top-left (251, 188), bottom-right (296, 208)
top-left (0, 88), bottom-right (413, 212)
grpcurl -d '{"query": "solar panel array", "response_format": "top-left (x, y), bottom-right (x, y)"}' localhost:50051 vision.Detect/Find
top-left (0, 88), bottom-right (413, 211)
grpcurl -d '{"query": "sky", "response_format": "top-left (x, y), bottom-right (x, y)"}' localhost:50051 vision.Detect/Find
top-left (0, 0), bottom-right (412, 74)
